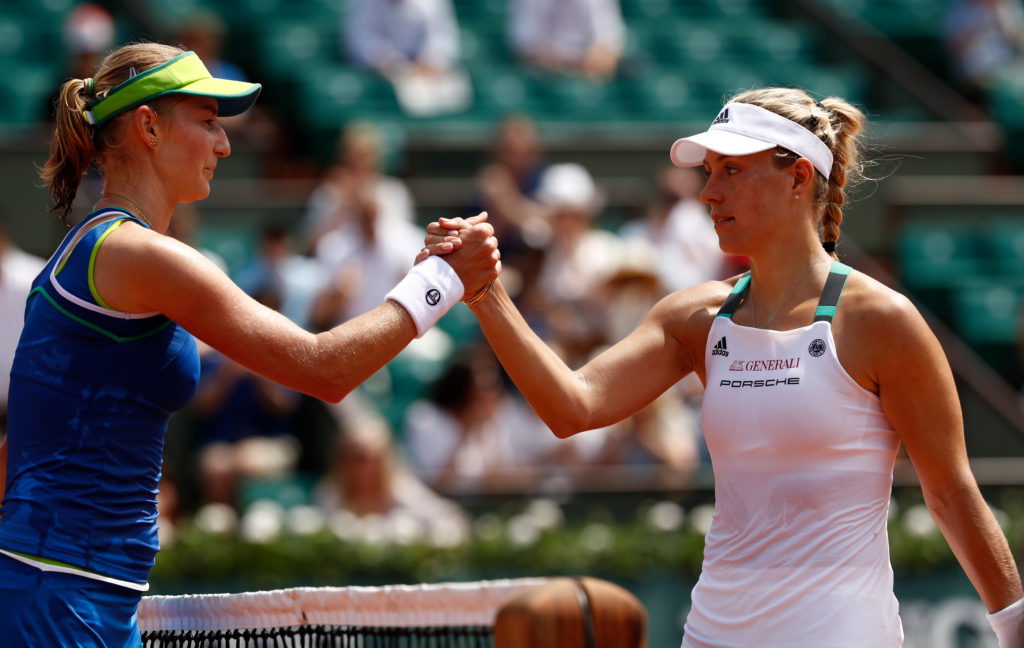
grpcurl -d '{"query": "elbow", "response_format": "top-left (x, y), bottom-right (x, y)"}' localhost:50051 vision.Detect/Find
top-left (543, 412), bottom-right (592, 440)
top-left (304, 374), bottom-right (356, 404)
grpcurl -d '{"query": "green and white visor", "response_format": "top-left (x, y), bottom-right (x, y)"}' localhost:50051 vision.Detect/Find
top-left (82, 51), bottom-right (261, 126)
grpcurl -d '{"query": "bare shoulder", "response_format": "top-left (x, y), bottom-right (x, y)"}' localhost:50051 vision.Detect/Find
top-left (834, 269), bottom-right (926, 338)
top-left (649, 275), bottom-right (741, 357)
top-left (94, 221), bottom-right (228, 313)
top-left (832, 268), bottom-right (939, 391)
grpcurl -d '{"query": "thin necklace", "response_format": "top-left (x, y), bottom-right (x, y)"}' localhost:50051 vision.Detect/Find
top-left (96, 193), bottom-right (153, 228)
top-left (750, 257), bottom-right (823, 329)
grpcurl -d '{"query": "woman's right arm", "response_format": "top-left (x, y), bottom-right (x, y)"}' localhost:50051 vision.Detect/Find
top-left (92, 221), bottom-right (499, 403)
top-left (464, 279), bottom-right (707, 438)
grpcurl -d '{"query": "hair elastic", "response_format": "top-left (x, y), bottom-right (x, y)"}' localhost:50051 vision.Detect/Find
top-left (823, 240), bottom-right (837, 253)
top-left (83, 78), bottom-right (95, 98)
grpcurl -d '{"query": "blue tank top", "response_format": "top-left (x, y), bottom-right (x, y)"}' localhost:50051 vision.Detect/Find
top-left (0, 209), bottom-right (200, 584)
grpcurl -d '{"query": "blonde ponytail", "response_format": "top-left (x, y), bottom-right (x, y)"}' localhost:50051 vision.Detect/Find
top-left (39, 42), bottom-right (185, 223)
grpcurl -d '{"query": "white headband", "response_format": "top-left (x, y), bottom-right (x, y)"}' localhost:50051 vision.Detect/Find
top-left (670, 102), bottom-right (833, 179)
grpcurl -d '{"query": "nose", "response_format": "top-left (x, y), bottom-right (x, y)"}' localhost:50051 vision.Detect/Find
top-left (214, 123), bottom-right (231, 158)
top-left (699, 173), bottom-right (720, 205)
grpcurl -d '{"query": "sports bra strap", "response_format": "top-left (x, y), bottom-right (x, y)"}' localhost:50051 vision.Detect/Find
top-left (715, 273), bottom-right (751, 319)
top-left (714, 262), bottom-right (852, 322)
top-left (813, 262), bottom-right (852, 323)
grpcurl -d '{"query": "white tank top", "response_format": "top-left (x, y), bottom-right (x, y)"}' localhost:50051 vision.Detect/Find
top-left (683, 263), bottom-right (904, 648)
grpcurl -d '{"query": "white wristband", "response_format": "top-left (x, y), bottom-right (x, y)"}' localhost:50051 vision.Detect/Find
top-left (386, 256), bottom-right (464, 338)
top-left (989, 597), bottom-right (1024, 648)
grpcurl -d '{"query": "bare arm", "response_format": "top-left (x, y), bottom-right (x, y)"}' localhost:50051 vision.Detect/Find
top-left (91, 221), bottom-right (499, 403)
top-left (863, 290), bottom-right (1023, 613)
top-left (464, 278), bottom-right (706, 438)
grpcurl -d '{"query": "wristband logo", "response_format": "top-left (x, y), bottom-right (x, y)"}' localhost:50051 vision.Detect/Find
top-left (425, 288), bottom-right (441, 306)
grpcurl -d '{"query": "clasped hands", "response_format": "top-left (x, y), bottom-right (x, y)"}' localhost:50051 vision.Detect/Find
top-left (415, 213), bottom-right (501, 304)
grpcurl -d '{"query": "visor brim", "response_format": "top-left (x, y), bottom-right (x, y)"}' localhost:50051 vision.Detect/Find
top-left (670, 130), bottom-right (777, 167)
top-left (175, 77), bottom-right (262, 117)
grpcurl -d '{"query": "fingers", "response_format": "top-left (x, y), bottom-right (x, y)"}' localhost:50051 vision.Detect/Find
top-left (438, 212), bottom-right (488, 230)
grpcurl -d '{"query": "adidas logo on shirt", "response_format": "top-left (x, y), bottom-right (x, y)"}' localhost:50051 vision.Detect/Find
top-left (712, 336), bottom-right (729, 357)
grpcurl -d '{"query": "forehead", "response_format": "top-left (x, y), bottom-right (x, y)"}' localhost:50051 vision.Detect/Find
top-left (175, 94), bottom-right (220, 114)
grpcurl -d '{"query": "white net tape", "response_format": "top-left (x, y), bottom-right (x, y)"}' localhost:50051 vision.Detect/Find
top-left (138, 578), bottom-right (547, 633)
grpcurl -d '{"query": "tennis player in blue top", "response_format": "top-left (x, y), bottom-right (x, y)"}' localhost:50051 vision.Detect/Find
top-left (0, 41), bottom-right (499, 647)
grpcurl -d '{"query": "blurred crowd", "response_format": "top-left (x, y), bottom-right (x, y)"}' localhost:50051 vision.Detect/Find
top-left (6, 0), bottom-right (1024, 544)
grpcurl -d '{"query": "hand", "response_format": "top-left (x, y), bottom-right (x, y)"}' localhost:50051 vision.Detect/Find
top-left (417, 213), bottom-right (501, 300)
top-left (414, 212), bottom-right (488, 264)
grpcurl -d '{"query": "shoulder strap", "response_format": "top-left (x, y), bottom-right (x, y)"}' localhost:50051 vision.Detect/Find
top-left (813, 261), bottom-right (852, 323)
top-left (715, 273), bottom-right (751, 319)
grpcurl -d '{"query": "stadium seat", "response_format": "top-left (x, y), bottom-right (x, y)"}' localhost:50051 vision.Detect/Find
top-left (949, 277), bottom-right (1024, 381)
top-left (897, 219), bottom-right (984, 319)
top-left (983, 219), bottom-right (1024, 275)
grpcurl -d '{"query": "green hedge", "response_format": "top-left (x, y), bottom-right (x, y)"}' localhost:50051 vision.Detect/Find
top-left (150, 493), bottom-right (1023, 593)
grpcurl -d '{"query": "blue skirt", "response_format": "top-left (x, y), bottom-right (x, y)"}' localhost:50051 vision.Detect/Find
top-left (0, 552), bottom-right (143, 648)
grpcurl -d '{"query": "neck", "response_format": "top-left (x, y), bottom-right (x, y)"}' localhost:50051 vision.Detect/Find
top-left (95, 182), bottom-right (171, 232)
top-left (745, 245), bottom-right (833, 329)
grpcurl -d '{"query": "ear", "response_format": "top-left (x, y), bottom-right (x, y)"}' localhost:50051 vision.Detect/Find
top-left (131, 105), bottom-right (160, 146)
top-left (790, 157), bottom-right (816, 194)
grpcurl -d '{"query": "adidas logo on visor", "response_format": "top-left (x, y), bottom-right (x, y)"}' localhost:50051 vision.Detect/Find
top-left (711, 108), bottom-right (730, 125)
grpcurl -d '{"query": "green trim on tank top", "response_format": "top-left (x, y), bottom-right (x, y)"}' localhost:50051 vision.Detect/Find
top-left (87, 218), bottom-right (127, 309)
top-left (28, 286), bottom-right (174, 343)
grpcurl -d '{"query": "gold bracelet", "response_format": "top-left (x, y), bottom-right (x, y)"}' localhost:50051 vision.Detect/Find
top-left (463, 281), bottom-right (493, 306)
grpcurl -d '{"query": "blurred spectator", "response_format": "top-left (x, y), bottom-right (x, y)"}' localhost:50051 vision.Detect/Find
top-left (306, 128), bottom-right (423, 329)
top-left (472, 114), bottom-right (552, 278)
top-left (174, 9), bottom-right (285, 153)
top-left (44, 2), bottom-right (116, 122)
top-left (175, 9), bottom-right (248, 84)
top-left (403, 347), bottom-right (554, 490)
top-left (619, 166), bottom-right (731, 293)
top-left (0, 219), bottom-right (46, 434)
top-left (315, 406), bottom-right (470, 546)
top-left (535, 162), bottom-right (622, 303)
top-left (302, 121), bottom-right (415, 252)
top-left (343, 0), bottom-right (471, 116)
top-left (942, 0), bottom-right (1024, 98)
top-left (192, 299), bottom-right (303, 507)
top-left (43, 3), bottom-right (116, 222)
top-left (591, 391), bottom-right (701, 475)
top-left (509, 0), bottom-right (626, 81)
top-left (235, 224), bottom-right (326, 330)
top-left (532, 163), bottom-right (623, 365)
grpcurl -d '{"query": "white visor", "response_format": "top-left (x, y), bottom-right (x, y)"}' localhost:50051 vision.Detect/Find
top-left (670, 102), bottom-right (833, 179)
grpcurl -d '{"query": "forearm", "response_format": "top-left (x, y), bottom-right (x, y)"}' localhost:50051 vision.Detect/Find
top-left (467, 281), bottom-right (592, 437)
top-left (306, 300), bottom-right (418, 402)
top-left (926, 477), bottom-right (1023, 612)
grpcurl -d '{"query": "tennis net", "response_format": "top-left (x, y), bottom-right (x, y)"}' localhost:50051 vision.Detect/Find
top-left (139, 578), bottom-right (546, 647)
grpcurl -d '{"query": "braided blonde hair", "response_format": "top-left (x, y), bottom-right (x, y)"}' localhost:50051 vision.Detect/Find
top-left (729, 87), bottom-right (866, 259)
top-left (40, 42), bottom-right (186, 223)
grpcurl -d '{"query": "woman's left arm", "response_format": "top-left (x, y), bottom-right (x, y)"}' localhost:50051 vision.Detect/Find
top-left (869, 291), bottom-right (1022, 615)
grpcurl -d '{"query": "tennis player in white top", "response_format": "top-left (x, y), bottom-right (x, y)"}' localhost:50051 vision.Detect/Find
top-left (422, 86), bottom-right (1024, 647)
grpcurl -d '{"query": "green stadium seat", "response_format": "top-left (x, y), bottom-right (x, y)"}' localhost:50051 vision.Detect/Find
top-left (949, 277), bottom-right (1024, 381)
top-left (983, 220), bottom-right (1024, 275)
top-left (898, 220), bottom-right (984, 319)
